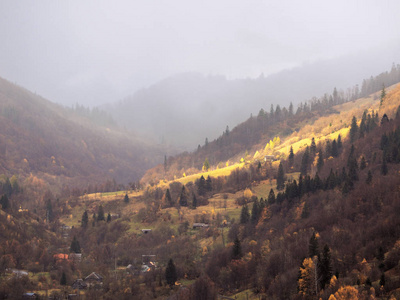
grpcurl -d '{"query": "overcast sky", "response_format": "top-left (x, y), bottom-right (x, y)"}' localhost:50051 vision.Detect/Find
top-left (1, 0), bottom-right (400, 106)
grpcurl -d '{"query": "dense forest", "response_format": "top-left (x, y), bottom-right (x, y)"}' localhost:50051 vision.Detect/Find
top-left (0, 76), bottom-right (167, 203)
top-left (1, 70), bottom-right (400, 299)
top-left (142, 63), bottom-right (400, 185)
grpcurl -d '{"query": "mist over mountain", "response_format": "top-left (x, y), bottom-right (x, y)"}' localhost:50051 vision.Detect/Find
top-left (108, 45), bottom-right (400, 151)
top-left (0, 76), bottom-right (164, 190)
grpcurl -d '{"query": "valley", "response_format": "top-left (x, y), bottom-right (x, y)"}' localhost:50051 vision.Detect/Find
top-left (1, 67), bottom-right (400, 299)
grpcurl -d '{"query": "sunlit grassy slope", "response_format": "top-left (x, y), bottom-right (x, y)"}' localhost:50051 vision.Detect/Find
top-left (66, 83), bottom-right (400, 232)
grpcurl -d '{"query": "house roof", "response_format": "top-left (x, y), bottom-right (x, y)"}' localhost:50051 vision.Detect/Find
top-left (54, 253), bottom-right (69, 260)
top-left (84, 272), bottom-right (103, 281)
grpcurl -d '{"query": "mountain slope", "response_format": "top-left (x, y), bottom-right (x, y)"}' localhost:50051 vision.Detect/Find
top-left (140, 65), bottom-right (400, 185)
top-left (0, 76), bottom-right (163, 189)
top-left (109, 51), bottom-right (400, 150)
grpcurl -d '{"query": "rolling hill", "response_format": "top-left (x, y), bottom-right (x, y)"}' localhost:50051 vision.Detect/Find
top-left (0, 76), bottom-right (164, 191)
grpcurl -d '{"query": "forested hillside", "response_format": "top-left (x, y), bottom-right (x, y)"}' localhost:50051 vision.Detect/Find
top-left (141, 63), bottom-right (400, 185)
top-left (2, 72), bottom-right (400, 299)
top-left (0, 77), bottom-right (164, 198)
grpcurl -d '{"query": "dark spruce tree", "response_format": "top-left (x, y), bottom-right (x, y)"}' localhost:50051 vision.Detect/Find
top-left (0, 194), bottom-right (9, 211)
top-left (337, 134), bottom-right (342, 149)
top-left (179, 186), bottom-right (188, 207)
top-left (276, 162), bottom-right (285, 191)
top-left (366, 170), bottom-right (373, 185)
top-left (349, 116), bottom-right (359, 143)
top-left (192, 193), bottom-right (197, 209)
top-left (250, 199), bottom-right (260, 224)
top-left (165, 259), bottom-right (177, 288)
top-left (289, 146), bottom-right (294, 167)
top-left (308, 232), bottom-right (319, 258)
top-left (165, 189), bottom-right (173, 207)
top-left (331, 139), bottom-right (338, 157)
top-left (300, 147), bottom-right (310, 176)
top-left (107, 213), bottom-right (111, 222)
top-left (267, 188), bottom-right (276, 204)
top-left (206, 176), bottom-right (212, 192)
top-left (97, 205), bottom-right (105, 221)
top-left (232, 236), bottom-right (242, 260)
top-left (70, 236), bottom-right (81, 253)
top-left (81, 210), bottom-right (88, 228)
top-left (197, 175), bottom-right (207, 196)
top-left (317, 150), bottom-right (324, 172)
top-left (319, 244), bottom-right (332, 289)
top-left (310, 137), bottom-right (317, 156)
top-left (360, 156), bottom-right (366, 170)
top-left (124, 193), bottom-right (129, 203)
top-left (60, 272), bottom-right (67, 286)
top-left (240, 204), bottom-right (250, 224)
top-left (381, 155), bottom-right (388, 175)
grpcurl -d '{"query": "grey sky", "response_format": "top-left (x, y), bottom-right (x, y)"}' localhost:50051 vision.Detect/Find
top-left (1, 0), bottom-right (399, 106)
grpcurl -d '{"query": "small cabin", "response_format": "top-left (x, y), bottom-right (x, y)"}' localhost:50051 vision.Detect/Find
top-left (141, 229), bottom-right (152, 234)
top-left (192, 223), bottom-right (209, 229)
top-left (264, 155), bottom-right (276, 162)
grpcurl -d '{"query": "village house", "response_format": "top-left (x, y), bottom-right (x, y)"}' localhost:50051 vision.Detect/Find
top-left (84, 272), bottom-right (103, 288)
top-left (192, 223), bottom-right (209, 229)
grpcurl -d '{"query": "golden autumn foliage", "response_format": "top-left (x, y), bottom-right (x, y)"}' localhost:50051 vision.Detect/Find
top-left (243, 188), bottom-right (253, 199)
top-left (298, 257), bottom-right (317, 298)
top-left (332, 286), bottom-right (359, 300)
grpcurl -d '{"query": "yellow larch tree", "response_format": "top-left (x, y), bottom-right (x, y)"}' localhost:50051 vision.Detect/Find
top-left (298, 257), bottom-right (318, 299)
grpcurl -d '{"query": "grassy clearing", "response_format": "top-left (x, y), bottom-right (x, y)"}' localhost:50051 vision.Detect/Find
top-left (176, 163), bottom-right (245, 185)
top-left (230, 289), bottom-right (262, 299)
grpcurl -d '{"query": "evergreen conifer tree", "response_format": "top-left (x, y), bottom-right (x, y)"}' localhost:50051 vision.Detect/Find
top-left (179, 186), bottom-right (188, 207)
top-left (70, 236), bottom-right (81, 253)
top-left (331, 140), bottom-right (338, 157)
top-left (206, 176), bottom-right (212, 191)
top-left (107, 213), bottom-right (111, 222)
top-left (317, 150), bottom-right (324, 172)
top-left (289, 146), bottom-right (294, 166)
top-left (197, 176), bottom-right (206, 196)
top-left (310, 138), bottom-right (317, 156)
top-left (232, 236), bottom-right (242, 260)
top-left (165, 259), bottom-right (177, 287)
top-left (350, 116), bottom-right (358, 143)
top-left (251, 199), bottom-right (260, 224)
top-left (337, 134), bottom-right (342, 149)
top-left (308, 232), bottom-right (319, 258)
top-left (360, 156), bottom-right (366, 170)
top-left (240, 204), bottom-right (250, 224)
top-left (166, 189), bottom-right (173, 206)
top-left (60, 272), bottom-right (67, 285)
top-left (192, 193), bottom-right (197, 209)
top-left (97, 205), bottom-right (105, 221)
top-left (203, 158), bottom-right (210, 171)
top-left (300, 147), bottom-right (310, 176)
top-left (81, 210), bottom-right (88, 228)
top-left (381, 156), bottom-right (388, 175)
top-left (319, 244), bottom-right (332, 289)
top-left (380, 84), bottom-right (386, 107)
top-left (276, 162), bottom-right (285, 190)
top-left (267, 188), bottom-right (275, 204)
top-left (124, 193), bottom-right (129, 203)
top-left (0, 194), bottom-right (9, 211)
top-left (366, 170), bottom-right (372, 185)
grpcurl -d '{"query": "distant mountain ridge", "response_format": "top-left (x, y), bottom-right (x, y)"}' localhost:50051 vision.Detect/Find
top-left (108, 45), bottom-right (400, 151)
